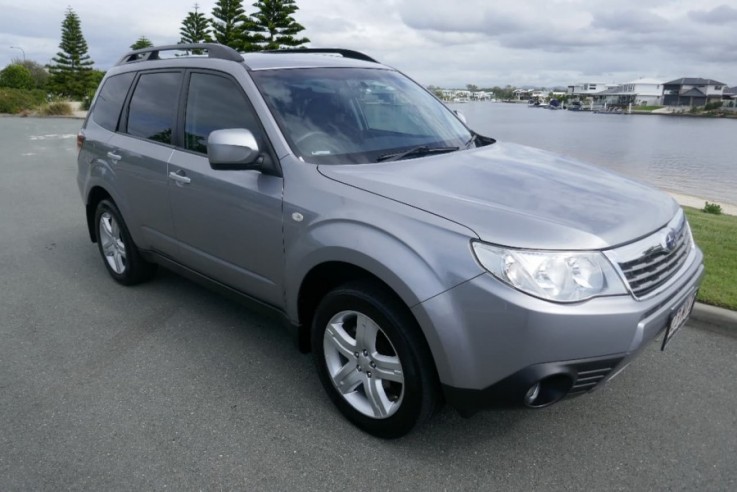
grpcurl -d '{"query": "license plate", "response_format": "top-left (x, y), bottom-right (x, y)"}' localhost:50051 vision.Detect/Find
top-left (661, 290), bottom-right (697, 351)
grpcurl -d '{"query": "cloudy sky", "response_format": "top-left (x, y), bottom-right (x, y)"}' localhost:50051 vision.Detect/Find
top-left (1, 0), bottom-right (736, 88)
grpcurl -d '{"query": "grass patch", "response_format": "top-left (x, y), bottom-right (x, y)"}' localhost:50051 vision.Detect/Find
top-left (38, 101), bottom-right (73, 116)
top-left (684, 206), bottom-right (737, 311)
top-left (0, 87), bottom-right (46, 114)
top-left (635, 105), bottom-right (664, 112)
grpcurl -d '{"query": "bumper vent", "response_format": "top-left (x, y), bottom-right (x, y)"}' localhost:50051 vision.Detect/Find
top-left (567, 359), bottom-right (620, 396)
top-left (607, 210), bottom-right (693, 300)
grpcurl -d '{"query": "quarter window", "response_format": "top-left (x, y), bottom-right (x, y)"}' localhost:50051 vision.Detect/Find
top-left (91, 72), bottom-right (135, 131)
top-left (184, 73), bottom-right (261, 154)
top-left (127, 72), bottom-right (181, 144)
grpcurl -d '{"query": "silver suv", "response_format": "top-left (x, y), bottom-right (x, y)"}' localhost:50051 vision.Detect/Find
top-left (77, 44), bottom-right (704, 438)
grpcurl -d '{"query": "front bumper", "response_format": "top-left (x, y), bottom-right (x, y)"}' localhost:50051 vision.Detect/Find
top-left (443, 354), bottom-right (625, 415)
top-left (411, 246), bottom-right (704, 413)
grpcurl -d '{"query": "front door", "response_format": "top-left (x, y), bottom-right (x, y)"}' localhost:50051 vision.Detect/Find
top-left (167, 71), bottom-right (284, 307)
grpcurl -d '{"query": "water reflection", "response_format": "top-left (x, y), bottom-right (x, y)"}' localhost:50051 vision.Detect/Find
top-left (451, 102), bottom-right (736, 206)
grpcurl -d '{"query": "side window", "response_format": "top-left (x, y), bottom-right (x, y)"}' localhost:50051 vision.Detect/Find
top-left (127, 72), bottom-right (181, 144)
top-left (185, 72), bottom-right (262, 154)
top-left (90, 72), bottom-right (135, 131)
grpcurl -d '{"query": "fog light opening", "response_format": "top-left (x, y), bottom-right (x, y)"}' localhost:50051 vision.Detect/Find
top-left (524, 375), bottom-right (572, 408)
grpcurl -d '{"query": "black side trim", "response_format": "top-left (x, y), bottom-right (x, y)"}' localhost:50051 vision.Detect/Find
top-left (443, 354), bottom-right (625, 416)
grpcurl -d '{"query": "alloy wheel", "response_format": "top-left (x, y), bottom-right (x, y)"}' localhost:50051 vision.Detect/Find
top-left (323, 310), bottom-right (405, 419)
top-left (99, 211), bottom-right (127, 274)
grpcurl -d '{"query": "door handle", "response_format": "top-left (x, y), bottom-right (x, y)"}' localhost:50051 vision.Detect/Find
top-left (107, 151), bottom-right (122, 161)
top-left (168, 171), bottom-right (191, 184)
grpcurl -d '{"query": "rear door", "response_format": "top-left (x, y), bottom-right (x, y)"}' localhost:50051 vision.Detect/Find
top-left (167, 70), bottom-right (284, 307)
top-left (108, 70), bottom-right (183, 256)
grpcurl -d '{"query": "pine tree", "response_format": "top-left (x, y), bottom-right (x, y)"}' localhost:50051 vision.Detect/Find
top-left (180, 4), bottom-right (212, 46)
top-left (48, 8), bottom-right (95, 99)
top-left (211, 0), bottom-right (253, 51)
top-left (130, 36), bottom-right (154, 50)
top-left (250, 0), bottom-right (309, 50)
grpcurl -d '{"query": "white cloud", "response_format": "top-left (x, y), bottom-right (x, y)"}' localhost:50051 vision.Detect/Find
top-left (0, 0), bottom-right (735, 87)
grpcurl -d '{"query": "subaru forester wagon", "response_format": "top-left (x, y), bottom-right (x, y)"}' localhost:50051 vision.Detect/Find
top-left (77, 44), bottom-right (704, 438)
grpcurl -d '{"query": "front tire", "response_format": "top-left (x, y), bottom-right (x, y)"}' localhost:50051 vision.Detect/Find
top-left (94, 199), bottom-right (156, 285)
top-left (312, 280), bottom-right (440, 438)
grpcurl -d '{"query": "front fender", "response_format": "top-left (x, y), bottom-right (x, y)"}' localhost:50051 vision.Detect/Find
top-left (284, 213), bottom-right (484, 386)
top-left (284, 188), bottom-right (484, 309)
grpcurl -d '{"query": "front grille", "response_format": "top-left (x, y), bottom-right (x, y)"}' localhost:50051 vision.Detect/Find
top-left (607, 210), bottom-right (693, 299)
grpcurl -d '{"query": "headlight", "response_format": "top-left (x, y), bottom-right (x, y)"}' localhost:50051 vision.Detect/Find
top-left (472, 242), bottom-right (627, 302)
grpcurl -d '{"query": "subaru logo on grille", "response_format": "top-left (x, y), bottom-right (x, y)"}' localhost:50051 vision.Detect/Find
top-left (662, 229), bottom-right (678, 252)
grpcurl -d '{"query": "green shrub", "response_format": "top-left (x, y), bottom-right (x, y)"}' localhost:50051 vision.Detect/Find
top-left (10, 60), bottom-right (49, 90)
top-left (0, 88), bottom-right (47, 114)
top-left (38, 101), bottom-right (73, 116)
top-left (0, 64), bottom-right (34, 90)
top-left (704, 101), bottom-right (723, 111)
top-left (703, 202), bottom-right (723, 215)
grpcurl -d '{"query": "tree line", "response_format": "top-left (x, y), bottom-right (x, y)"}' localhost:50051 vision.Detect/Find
top-left (0, 1), bottom-right (309, 102)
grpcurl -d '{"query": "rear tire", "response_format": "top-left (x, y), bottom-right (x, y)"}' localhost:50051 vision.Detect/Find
top-left (94, 199), bottom-right (156, 285)
top-left (311, 280), bottom-right (440, 438)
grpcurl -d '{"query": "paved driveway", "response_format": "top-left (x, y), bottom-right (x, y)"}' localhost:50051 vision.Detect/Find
top-left (1, 117), bottom-right (735, 491)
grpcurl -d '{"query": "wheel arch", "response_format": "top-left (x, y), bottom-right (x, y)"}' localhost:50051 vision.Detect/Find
top-left (296, 261), bottom-right (383, 351)
top-left (293, 257), bottom-right (441, 371)
top-left (85, 186), bottom-right (114, 243)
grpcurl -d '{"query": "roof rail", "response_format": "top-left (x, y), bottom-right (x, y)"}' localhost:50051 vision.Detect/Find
top-left (260, 48), bottom-right (379, 64)
top-left (115, 43), bottom-right (244, 66)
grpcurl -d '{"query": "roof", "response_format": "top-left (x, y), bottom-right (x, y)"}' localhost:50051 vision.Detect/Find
top-left (724, 86), bottom-right (737, 95)
top-left (624, 78), bottom-right (662, 85)
top-left (596, 86), bottom-right (621, 95)
top-left (663, 77), bottom-right (726, 86)
top-left (243, 52), bottom-right (384, 71)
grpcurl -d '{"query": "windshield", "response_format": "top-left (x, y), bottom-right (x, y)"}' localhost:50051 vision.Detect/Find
top-left (251, 67), bottom-right (473, 164)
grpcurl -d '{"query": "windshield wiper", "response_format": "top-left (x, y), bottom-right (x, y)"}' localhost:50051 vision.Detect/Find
top-left (377, 145), bottom-right (459, 162)
top-left (465, 133), bottom-right (478, 149)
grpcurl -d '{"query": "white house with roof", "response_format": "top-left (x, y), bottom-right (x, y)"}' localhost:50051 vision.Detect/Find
top-left (617, 78), bottom-right (663, 105)
top-left (513, 88), bottom-right (534, 101)
top-left (592, 78), bottom-right (664, 107)
top-left (567, 82), bottom-right (617, 97)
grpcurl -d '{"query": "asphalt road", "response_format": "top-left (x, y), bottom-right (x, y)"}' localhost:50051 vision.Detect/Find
top-left (1, 117), bottom-right (736, 491)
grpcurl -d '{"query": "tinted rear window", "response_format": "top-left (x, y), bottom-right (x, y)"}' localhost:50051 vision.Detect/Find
top-left (90, 72), bottom-right (135, 131)
top-left (127, 72), bottom-right (181, 144)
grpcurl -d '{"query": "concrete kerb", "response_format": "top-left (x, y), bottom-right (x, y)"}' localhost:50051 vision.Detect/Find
top-left (691, 302), bottom-right (737, 337)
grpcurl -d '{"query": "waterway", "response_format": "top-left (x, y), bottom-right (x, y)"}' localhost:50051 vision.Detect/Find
top-left (449, 102), bottom-right (737, 207)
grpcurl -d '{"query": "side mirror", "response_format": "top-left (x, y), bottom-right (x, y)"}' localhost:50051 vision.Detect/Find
top-left (208, 129), bottom-right (262, 170)
top-left (454, 110), bottom-right (467, 124)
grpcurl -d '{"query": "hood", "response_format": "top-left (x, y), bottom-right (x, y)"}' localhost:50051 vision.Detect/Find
top-left (318, 142), bottom-right (678, 250)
